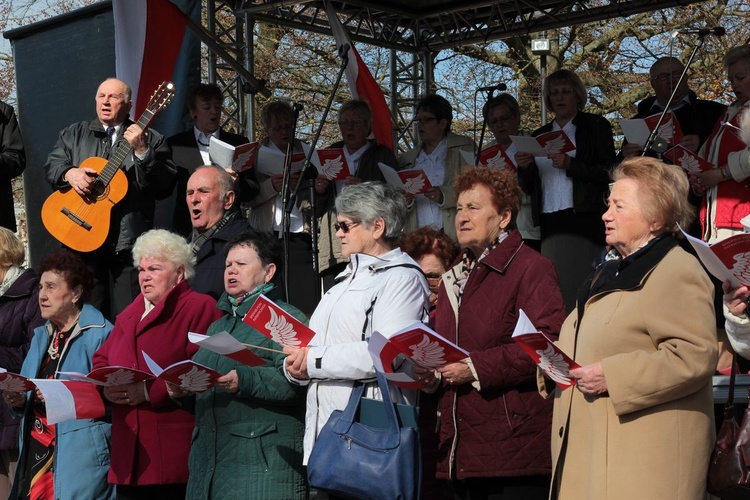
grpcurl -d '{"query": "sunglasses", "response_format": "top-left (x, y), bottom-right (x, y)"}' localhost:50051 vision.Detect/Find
top-left (425, 273), bottom-right (442, 289)
top-left (334, 221), bottom-right (361, 233)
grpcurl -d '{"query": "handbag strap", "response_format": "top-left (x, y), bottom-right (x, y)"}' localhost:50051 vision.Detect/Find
top-left (337, 381), bottom-right (367, 428)
top-left (331, 372), bottom-right (403, 443)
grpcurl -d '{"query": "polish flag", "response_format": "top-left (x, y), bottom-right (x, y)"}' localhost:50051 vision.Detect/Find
top-left (188, 332), bottom-right (266, 367)
top-left (31, 380), bottom-right (106, 425)
top-left (113, 0), bottom-right (190, 119)
top-left (325, 1), bottom-right (393, 150)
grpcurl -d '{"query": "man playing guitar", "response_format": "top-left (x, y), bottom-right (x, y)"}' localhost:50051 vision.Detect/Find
top-left (44, 78), bottom-right (176, 320)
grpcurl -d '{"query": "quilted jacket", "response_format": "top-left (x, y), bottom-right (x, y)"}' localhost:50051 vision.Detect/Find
top-left (432, 230), bottom-right (567, 479)
top-left (184, 286), bottom-right (307, 500)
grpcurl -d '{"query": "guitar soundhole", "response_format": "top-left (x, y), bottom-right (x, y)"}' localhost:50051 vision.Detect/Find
top-left (89, 180), bottom-right (109, 200)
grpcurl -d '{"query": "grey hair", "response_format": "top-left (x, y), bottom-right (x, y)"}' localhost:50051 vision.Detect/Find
top-left (132, 229), bottom-right (196, 280)
top-left (335, 182), bottom-right (407, 243)
top-left (99, 77), bottom-right (132, 102)
top-left (193, 164), bottom-right (235, 200)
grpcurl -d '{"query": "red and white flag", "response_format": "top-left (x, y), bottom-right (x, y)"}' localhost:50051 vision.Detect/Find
top-left (325, 1), bottom-right (393, 150)
top-left (113, 0), bottom-right (189, 118)
top-left (188, 332), bottom-right (266, 367)
top-left (31, 380), bottom-right (106, 425)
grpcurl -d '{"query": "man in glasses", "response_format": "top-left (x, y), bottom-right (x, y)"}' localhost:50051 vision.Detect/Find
top-left (621, 56), bottom-right (725, 159)
top-left (315, 99), bottom-right (399, 292)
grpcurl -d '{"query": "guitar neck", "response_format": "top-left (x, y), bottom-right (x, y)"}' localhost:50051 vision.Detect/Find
top-left (97, 108), bottom-right (156, 185)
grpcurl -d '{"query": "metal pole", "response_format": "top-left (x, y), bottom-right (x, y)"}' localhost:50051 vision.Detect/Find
top-left (540, 54), bottom-right (548, 125)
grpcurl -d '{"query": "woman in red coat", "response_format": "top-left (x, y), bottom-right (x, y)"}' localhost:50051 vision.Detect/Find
top-left (93, 229), bottom-right (222, 500)
top-left (420, 167), bottom-right (567, 499)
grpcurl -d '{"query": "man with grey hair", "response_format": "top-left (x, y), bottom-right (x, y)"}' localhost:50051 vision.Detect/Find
top-left (44, 77), bottom-right (175, 320)
top-left (186, 165), bottom-right (248, 299)
top-left (619, 57), bottom-right (725, 238)
top-left (621, 56), bottom-right (725, 158)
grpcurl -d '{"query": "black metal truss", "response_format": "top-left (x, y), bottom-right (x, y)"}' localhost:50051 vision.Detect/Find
top-left (232, 0), bottom-right (706, 53)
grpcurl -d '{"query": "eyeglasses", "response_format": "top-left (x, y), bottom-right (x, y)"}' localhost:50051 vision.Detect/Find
top-left (338, 119), bottom-right (365, 128)
top-left (425, 273), bottom-right (442, 289)
top-left (414, 116), bottom-right (438, 125)
top-left (651, 71), bottom-right (682, 82)
top-left (334, 221), bottom-right (361, 233)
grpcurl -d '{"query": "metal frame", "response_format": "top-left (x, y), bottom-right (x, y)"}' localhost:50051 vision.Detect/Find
top-left (201, 0), bottom-right (706, 145)
top-left (206, 0), bottom-right (250, 135)
top-left (232, 0), bottom-right (706, 53)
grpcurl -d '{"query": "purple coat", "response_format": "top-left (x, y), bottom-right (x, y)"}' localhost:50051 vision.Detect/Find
top-left (0, 268), bottom-right (43, 450)
top-left (433, 230), bottom-right (567, 480)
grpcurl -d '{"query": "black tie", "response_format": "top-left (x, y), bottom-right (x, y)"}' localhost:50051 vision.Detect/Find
top-left (104, 126), bottom-right (116, 156)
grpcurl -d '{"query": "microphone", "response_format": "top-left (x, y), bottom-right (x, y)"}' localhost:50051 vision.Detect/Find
top-left (476, 83), bottom-right (507, 93)
top-left (338, 43), bottom-right (350, 58)
top-left (674, 26), bottom-right (725, 36)
top-left (292, 103), bottom-right (304, 112)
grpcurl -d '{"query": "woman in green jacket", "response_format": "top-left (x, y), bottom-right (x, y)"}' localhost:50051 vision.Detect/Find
top-left (169, 228), bottom-right (307, 499)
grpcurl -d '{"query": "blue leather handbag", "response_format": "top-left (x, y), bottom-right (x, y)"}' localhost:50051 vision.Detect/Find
top-left (307, 371), bottom-right (421, 500)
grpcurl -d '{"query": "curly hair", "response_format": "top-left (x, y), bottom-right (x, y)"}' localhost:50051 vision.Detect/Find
top-left (39, 251), bottom-right (95, 306)
top-left (132, 229), bottom-right (196, 280)
top-left (453, 167), bottom-right (521, 229)
top-left (612, 157), bottom-right (694, 235)
top-left (400, 227), bottom-right (459, 271)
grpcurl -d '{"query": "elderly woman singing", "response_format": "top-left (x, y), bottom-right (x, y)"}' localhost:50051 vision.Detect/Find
top-left (417, 167), bottom-right (566, 499)
top-left (168, 228), bottom-right (308, 499)
top-left (7, 251), bottom-right (113, 499)
top-left (546, 157), bottom-right (718, 499)
top-left (92, 229), bottom-right (221, 500)
top-left (284, 182), bottom-right (429, 465)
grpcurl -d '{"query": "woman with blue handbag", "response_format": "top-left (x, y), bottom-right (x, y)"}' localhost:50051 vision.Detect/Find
top-left (284, 182), bottom-right (429, 499)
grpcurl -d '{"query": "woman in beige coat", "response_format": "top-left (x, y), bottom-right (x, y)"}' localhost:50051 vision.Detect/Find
top-left (542, 156), bottom-right (718, 499)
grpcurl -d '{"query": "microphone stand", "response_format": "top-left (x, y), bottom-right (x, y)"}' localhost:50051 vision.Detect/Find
top-left (283, 43), bottom-right (351, 306)
top-left (475, 88), bottom-right (497, 165)
top-left (280, 104), bottom-right (303, 303)
top-left (641, 34), bottom-right (707, 158)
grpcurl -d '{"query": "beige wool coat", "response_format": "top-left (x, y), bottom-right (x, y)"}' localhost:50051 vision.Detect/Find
top-left (541, 238), bottom-right (718, 500)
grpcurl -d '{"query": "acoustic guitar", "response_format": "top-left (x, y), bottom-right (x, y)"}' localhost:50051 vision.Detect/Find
top-left (42, 81), bottom-right (175, 253)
